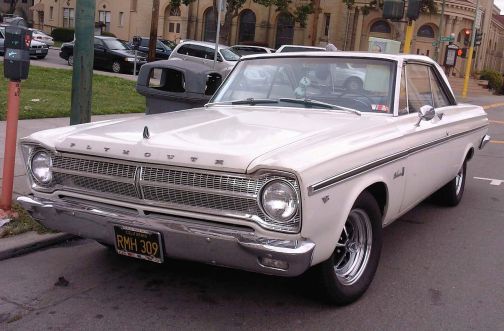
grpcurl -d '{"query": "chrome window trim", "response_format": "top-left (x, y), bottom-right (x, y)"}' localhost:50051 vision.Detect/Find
top-left (309, 124), bottom-right (488, 195)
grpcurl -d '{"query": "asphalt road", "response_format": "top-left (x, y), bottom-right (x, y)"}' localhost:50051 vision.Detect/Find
top-left (0, 102), bottom-right (503, 330)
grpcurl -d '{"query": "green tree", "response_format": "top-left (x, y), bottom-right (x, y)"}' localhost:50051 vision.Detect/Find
top-left (169, 0), bottom-right (315, 45)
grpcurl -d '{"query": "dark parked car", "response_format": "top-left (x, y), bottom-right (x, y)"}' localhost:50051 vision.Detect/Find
top-left (128, 37), bottom-right (172, 60)
top-left (59, 36), bottom-right (147, 74)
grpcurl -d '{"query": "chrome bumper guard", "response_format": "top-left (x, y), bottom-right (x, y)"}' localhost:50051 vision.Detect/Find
top-left (479, 134), bottom-right (491, 150)
top-left (17, 195), bottom-right (315, 277)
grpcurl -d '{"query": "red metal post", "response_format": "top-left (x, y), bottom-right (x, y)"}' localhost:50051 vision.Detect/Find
top-left (0, 81), bottom-right (21, 212)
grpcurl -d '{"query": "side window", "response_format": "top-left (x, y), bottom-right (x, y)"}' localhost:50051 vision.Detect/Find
top-left (203, 47), bottom-right (214, 59)
top-left (177, 45), bottom-right (190, 55)
top-left (398, 66), bottom-right (408, 115)
top-left (406, 64), bottom-right (432, 113)
top-left (187, 45), bottom-right (205, 58)
top-left (94, 38), bottom-right (104, 48)
top-left (429, 67), bottom-right (450, 108)
top-left (140, 38), bottom-right (149, 47)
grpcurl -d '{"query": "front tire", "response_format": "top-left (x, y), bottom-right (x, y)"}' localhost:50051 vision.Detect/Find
top-left (314, 191), bottom-right (382, 305)
top-left (432, 160), bottom-right (467, 206)
top-left (112, 61), bottom-right (122, 73)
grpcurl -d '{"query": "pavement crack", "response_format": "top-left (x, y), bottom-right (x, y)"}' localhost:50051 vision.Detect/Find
top-left (0, 295), bottom-right (34, 311)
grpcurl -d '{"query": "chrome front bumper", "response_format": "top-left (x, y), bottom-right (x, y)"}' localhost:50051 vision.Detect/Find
top-left (479, 134), bottom-right (491, 150)
top-left (17, 195), bottom-right (315, 277)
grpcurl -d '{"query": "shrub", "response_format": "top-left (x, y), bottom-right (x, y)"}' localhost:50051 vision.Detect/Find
top-left (100, 31), bottom-right (116, 37)
top-left (479, 69), bottom-right (503, 94)
top-left (51, 28), bottom-right (74, 42)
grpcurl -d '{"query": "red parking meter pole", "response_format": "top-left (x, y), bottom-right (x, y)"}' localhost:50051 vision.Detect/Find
top-left (0, 81), bottom-right (21, 212)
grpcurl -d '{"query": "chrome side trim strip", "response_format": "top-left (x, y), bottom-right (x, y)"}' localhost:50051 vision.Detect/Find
top-left (479, 134), bottom-right (491, 150)
top-left (309, 125), bottom-right (488, 195)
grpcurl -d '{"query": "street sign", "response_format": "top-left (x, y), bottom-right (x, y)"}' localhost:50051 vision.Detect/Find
top-left (475, 8), bottom-right (483, 29)
top-left (432, 41), bottom-right (438, 46)
top-left (440, 36), bottom-right (455, 42)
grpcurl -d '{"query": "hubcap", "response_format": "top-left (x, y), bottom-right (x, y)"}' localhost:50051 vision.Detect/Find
top-left (68, 56), bottom-right (73, 66)
top-left (333, 209), bottom-right (372, 286)
top-left (455, 166), bottom-right (464, 196)
top-left (112, 62), bottom-right (121, 73)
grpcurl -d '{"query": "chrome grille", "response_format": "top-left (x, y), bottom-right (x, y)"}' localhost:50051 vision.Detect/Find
top-left (53, 173), bottom-right (138, 198)
top-left (53, 155), bottom-right (136, 179)
top-left (46, 152), bottom-right (301, 233)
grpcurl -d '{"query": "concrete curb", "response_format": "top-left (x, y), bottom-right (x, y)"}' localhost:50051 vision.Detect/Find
top-left (0, 232), bottom-right (76, 261)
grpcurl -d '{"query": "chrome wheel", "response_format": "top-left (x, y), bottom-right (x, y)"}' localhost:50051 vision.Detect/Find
top-left (455, 166), bottom-right (464, 196)
top-left (112, 61), bottom-right (121, 73)
top-left (333, 209), bottom-right (373, 286)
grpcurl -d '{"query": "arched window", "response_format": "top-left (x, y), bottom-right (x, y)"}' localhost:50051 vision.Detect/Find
top-left (238, 10), bottom-right (256, 43)
top-left (370, 20), bottom-right (391, 33)
top-left (203, 7), bottom-right (216, 42)
top-left (169, 7), bottom-right (181, 16)
top-left (275, 13), bottom-right (294, 49)
top-left (417, 25), bottom-right (435, 38)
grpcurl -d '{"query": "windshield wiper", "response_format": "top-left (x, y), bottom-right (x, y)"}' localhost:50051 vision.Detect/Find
top-left (279, 98), bottom-right (361, 116)
top-left (230, 98), bottom-right (279, 105)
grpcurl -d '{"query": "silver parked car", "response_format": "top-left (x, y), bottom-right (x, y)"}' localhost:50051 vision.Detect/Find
top-left (169, 40), bottom-right (240, 77)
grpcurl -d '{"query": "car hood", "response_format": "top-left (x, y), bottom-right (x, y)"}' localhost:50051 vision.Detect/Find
top-left (109, 49), bottom-right (146, 58)
top-left (26, 106), bottom-right (390, 173)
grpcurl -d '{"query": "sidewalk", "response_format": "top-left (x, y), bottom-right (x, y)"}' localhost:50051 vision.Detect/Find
top-left (0, 92), bottom-right (503, 262)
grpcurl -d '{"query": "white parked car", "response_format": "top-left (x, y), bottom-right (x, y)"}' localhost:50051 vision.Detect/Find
top-left (18, 52), bottom-right (489, 305)
top-left (276, 44), bottom-right (326, 52)
top-left (230, 44), bottom-right (276, 56)
top-left (169, 40), bottom-right (240, 77)
top-left (29, 28), bottom-right (54, 46)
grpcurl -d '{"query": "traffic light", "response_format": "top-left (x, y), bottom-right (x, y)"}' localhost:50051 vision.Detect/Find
top-left (406, 0), bottom-right (422, 20)
top-left (383, 0), bottom-right (405, 20)
top-left (459, 47), bottom-right (468, 58)
top-left (463, 29), bottom-right (471, 46)
top-left (475, 30), bottom-right (483, 46)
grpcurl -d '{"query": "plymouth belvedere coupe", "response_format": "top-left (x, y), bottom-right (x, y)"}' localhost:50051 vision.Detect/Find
top-left (18, 52), bottom-right (490, 305)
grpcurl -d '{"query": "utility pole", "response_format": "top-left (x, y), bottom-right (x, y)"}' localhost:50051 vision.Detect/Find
top-left (148, 0), bottom-right (160, 63)
top-left (403, 20), bottom-right (415, 53)
top-left (462, 0), bottom-right (480, 98)
top-left (70, 0), bottom-right (96, 125)
top-left (434, 0), bottom-right (446, 62)
top-left (310, 0), bottom-right (321, 46)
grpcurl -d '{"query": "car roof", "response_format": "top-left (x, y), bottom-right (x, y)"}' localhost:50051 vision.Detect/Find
top-left (277, 45), bottom-right (326, 50)
top-left (95, 35), bottom-right (116, 40)
top-left (178, 40), bottom-right (229, 49)
top-left (239, 51), bottom-right (436, 64)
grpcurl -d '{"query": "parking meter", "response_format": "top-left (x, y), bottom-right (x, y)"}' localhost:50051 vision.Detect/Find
top-left (132, 36), bottom-right (142, 50)
top-left (444, 44), bottom-right (459, 67)
top-left (3, 25), bottom-right (32, 81)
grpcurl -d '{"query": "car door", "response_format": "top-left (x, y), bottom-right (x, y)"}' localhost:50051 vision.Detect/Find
top-left (94, 38), bottom-right (107, 68)
top-left (397, 62), bottom-right (461, 211)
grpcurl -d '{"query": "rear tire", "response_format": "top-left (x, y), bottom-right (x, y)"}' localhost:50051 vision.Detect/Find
top-left (67, 55), bottom-right (74, 66)
top-left (431, 160), bottom-right (467, 207)
top-left (36, 55), bottom-right (47, 59)
top-left (314, 191), bottom-right (382, 305)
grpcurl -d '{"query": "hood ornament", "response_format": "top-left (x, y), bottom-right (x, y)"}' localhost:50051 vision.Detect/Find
top-left (143, 126), bottom-right (150, 139)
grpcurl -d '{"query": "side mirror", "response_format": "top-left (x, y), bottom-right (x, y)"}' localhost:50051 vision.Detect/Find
top-left (416, 105), bottom-right (435, 126)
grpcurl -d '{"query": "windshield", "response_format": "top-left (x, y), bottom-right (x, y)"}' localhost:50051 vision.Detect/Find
top-left (103, 39), bottom-right (127, 50)
top-left (211, 57), bottom-right (395, 114)
top-left (220, 48), bottom-right (240, 61)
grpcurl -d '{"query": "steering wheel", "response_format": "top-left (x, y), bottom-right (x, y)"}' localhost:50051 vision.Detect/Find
top-left (336, 90), bottom-right (375, 112)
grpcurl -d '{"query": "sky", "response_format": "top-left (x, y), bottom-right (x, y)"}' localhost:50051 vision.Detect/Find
top-left (496, 0), bottom-right (504, 14)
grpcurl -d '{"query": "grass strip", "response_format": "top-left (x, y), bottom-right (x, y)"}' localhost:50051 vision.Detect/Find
top-left (0, 203), bottom-right (54, 238)
top-left (0, 63), bottom-right (145, 120)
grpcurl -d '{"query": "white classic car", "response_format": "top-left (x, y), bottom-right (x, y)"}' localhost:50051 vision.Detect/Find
top-left (18, 52), bottom-right (490, 305)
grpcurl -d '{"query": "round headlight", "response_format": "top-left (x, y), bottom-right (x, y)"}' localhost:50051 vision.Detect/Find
top-left (260, 180), bottom-right (298, 222)
top-left (31, 151), bottom-right (52, 184)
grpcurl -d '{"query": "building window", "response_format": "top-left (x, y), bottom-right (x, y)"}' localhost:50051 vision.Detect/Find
top-left (169, 7), bottom-right (181, 16)
top-left (168, 6), bottom-right (181, 35)
top-left (370, 20), bottom-right (391, 34)
top-left (63, 8), bottom-right (75, 28)
top-left (99, 11), bottom-right (111, 32)
top-left (324, 13), bottom-right (330, 37)
top-left (275, 13), bottom-right (294, 49)
top-left (49, 6), bottom-right (54, 20)
top-left (119, 12), bottom-right (124, 26)
top-left (169, 22), bottom-right (175, 33)
top-left (203, 7), bottom-right (216, 42)
top-left (417, 24), bottom-right (435, 38)
top-left (238, 10), bottom-right (256, 42)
